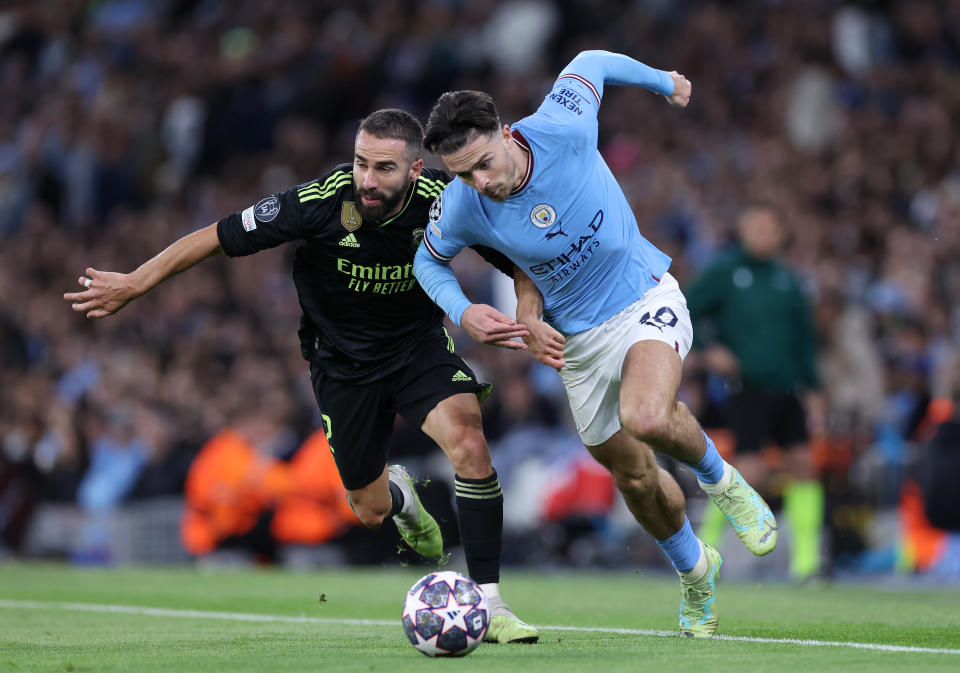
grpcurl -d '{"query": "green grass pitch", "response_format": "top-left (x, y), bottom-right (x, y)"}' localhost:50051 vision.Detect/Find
top-left (1, 562), bottom-right (958, 672)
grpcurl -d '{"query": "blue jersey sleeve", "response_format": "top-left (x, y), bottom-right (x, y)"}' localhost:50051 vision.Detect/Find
top-left (413, 246), bottom-right (472, 326)
top-left (420, 189), bottom-right (470, 261)
top-left (534, 74), bottom-right (602, 149)
top-left (559, 50), bottom-right (674, 104)
top-left (413, 187), bottom-right (475, 326)
top-left (533, 50), bottom-right (675, 149)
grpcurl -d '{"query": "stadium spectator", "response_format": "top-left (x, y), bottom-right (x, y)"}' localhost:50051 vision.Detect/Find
top-left (181, 422), bottom-right (359, 560)
top-left (686, 203), bottom-right (825, 581)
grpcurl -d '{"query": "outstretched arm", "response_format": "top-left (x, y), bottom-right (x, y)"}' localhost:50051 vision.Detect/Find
top-left (64, 222), bottom-right (222, 318)
top-left (514, 270), bottom-right (565, 370)
top-left (413, 245), bottom-right (528, 349)
top-left (559, 50), bottom-right (691, 108)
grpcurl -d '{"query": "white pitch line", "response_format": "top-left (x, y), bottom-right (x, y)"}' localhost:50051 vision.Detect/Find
top-left (1, 599), bottom-right (958, 656)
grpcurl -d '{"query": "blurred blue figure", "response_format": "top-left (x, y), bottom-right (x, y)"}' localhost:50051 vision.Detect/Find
top-left (75, 406), bottom-right (148, 563)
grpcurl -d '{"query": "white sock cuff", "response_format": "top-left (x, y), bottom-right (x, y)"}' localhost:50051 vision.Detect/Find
top-left (699, 462), bottom-right (733, 494)
top-left (479, 582), bottom-right (501, 603)
top-left (678, 540), bottom-right (708, 581)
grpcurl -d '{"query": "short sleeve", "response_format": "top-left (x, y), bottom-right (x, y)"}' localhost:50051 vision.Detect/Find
top-left (217, 186), bottom-right (304, 257)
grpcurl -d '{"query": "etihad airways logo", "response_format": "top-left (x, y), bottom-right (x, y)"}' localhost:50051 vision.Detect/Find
top-left (528, 209), bottom-right (603, 283)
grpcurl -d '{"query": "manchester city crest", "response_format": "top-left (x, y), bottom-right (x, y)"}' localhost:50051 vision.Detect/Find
top-left (530, 204), bottom-right (556, 228)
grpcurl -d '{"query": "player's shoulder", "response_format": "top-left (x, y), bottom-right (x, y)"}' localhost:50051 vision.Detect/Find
top-left (512, 113), bottom-right (574, 154)
top-left (293, 163), bottom-right (354, 206)
top-left (526, 77), bottom-right (600, 149)
top-left (419, 166), bottom-right (451, 187)
top-left (424, 175), bottom-right (482, 244)
top-left (412, 167), bottom-right (451, 206)
top-left (430, 174), bottom-right (478, 219)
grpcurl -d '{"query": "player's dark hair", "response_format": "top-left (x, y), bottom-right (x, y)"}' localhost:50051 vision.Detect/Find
top-left (358, 109), bottom-right (424, 159)
top-left (423, 91), bottom-right (501, 156)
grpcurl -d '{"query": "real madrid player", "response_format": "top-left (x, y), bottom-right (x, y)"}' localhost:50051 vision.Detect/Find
top-left (63, 109), bottom-right (538, 644)
top-left (414, 51), bottom-right (779, 637)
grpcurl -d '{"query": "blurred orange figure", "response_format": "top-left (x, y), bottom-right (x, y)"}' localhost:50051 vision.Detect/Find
top-left (181, 429), bottom-right (358, 556)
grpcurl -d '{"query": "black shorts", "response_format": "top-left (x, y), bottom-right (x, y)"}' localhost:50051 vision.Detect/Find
top-left (309, 328), bottom-right (491, 490)
top-left (724, 385), bottom-right (808, 455)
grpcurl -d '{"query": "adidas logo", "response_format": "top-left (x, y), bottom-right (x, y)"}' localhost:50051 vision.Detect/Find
top-left (451, 370), bottom-right (472, 382)
top-left (339, 233), bottom-right (360, 247)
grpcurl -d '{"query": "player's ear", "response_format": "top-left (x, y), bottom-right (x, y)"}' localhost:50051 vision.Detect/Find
top-left (409, 157), bottom-right (423, 179)
top-left (501, 124), bottom-right (512, 142)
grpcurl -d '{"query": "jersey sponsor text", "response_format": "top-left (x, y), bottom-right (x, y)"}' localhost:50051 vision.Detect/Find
top-left (337, 258), bottom-right (418, 294)
top-left (528, 209), bottom-right (604, 282)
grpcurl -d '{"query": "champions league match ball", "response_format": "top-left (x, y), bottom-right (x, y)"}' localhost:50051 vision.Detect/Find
top-left (401, 571), bottom-right (489, 657)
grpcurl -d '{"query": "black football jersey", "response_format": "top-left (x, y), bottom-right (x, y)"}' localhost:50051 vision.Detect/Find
top-left (217, 165), bottom-right (512, 383)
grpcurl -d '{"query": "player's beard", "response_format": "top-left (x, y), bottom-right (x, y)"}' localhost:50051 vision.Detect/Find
top-left (355, 180), bottom-right (409, 222)
top-left (482, 184), bottom-right (506, 201)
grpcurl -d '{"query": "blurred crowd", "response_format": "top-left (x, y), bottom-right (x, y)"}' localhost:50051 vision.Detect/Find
top-left (2, 0), bottom-right (959, 572)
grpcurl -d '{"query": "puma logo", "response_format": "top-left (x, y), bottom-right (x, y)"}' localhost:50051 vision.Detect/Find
top-left (545, 221), bottom-right (567, 239)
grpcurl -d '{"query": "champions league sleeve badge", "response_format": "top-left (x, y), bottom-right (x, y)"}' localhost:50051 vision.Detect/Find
top-left (254, 196), bottom-right (281, 222)
top-left (242, 196), bottom-right (281, 231)
top-left (428, 194), bottom-right (443, 238)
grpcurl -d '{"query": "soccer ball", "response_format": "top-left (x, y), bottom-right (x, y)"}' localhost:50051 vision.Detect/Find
top-left (401, 571), bottom-right (488, 657)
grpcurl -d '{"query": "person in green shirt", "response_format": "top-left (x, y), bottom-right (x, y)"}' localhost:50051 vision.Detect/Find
top-left (685, 203), bottom-right (826, 580)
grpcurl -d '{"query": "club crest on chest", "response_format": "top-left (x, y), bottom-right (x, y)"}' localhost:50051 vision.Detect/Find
top-left (341, 202), bottom-right (362, 232)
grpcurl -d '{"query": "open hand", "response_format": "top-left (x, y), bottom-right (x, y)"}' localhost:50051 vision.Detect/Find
top-left (63, 267), bottom-right (137, 318)
top-left (523, 318), bottom-right (566, 370)
top-left (460, 304), bottom-right (529, 350)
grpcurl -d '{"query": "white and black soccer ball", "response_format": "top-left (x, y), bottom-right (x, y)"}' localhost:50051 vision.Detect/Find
top-left (401, 571), bottom-right (488, 657)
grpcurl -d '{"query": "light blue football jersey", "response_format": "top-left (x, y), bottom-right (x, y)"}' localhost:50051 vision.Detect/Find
top-left (419, 54), bottom-right (673, 334)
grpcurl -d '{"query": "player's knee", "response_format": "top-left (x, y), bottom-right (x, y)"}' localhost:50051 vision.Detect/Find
top-left (349, 496), bottom-right (391, 529)
top-left (610, 465), bottom-right (658, 499)
top-left (443, 427), bottom-right (492, 478)
top-left (621, 406), bottom-right (671, 446)
top-left (356, 509), bottom-right (389, 529)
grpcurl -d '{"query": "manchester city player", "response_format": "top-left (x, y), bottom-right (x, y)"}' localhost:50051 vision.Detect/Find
top-left (64, 109), bottom-right (538, 644)
top-left (414, 51), bottom-right (778, 637)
